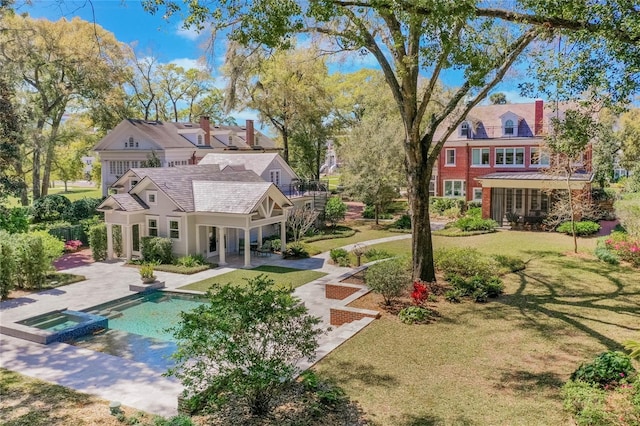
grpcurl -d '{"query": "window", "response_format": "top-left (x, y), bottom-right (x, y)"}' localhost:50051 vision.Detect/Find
top-left (269, 169), bottom-right (281, 186)
top-left (504, 119), bottom-right (515, 136)
top-left (530, 147), bottom-right (550, 166)
top-left (125, 136), bottom-right (135, 148)
top-left (129, 179), bottom-right (139, 190)
top-left (197, 134), bottom-right (203, 145)
top-left (147, 218), bottom-right (158, 237)
top-left (109, 161), bottom-right (131, 176)
top-left (471, 148), bottom-right (490, 166)
top-left (445, 149), bottom-right (456, 166)
top-left (473, 188), bottom-right (483, 201)
top-left (146, 191), bottom-right (157, 205)
top-left (168, 218), bottom-right (180, 239)
top-left (444, 180), bottom-right (465, 197)
top-left (460, 122), bottom-right (469, 138)
top-left (429, 176), bottom-right (436, 196)
top-left (530, 189), bottom-right (550, 213)
top-left (495, 148), bottom-right (525, 166)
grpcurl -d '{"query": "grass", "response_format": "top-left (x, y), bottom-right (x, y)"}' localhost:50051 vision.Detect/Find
top-left (178, 265), bottom-right (326, 292)
top-left (314, 230), bottom-right (640, 425)
top-left (3, 185), bottom-right (102, 208)
top-left (0, 369), bottom-right (155, 425)
top-left (303, 225), bottom-right (399, 255)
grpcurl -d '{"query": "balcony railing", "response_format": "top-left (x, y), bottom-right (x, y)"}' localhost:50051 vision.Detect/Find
top-left (462, 125), bottom-right (552, 139)
top-left (279, 179), bottom-right (329, 198)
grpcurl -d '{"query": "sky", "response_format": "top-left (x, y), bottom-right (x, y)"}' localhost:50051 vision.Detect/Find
top-left (19, 0), bottom-right (536, 125)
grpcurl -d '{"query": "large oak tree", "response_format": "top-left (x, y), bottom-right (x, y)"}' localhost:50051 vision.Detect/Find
top-left (144, 0), bottom-right (640, 281)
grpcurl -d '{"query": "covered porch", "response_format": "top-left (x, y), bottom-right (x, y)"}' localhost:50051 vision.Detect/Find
top-left (477, 172), bottom-right (593, 226)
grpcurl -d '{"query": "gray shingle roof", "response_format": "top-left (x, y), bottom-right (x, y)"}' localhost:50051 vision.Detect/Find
top-left (193, 181), bottom-right (275, 214)
top-left (131, 165), bottom-right (266, 212)
top-left (110, 193), bottom-right (148, 212)
top-left (198, 152), bottom-right (283, 175)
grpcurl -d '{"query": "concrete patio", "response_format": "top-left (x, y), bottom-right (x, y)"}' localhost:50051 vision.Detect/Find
top-left (0, 234), bottom-right (413, 416)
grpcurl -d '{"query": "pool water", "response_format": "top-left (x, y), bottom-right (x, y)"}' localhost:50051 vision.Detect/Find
top-left (74, 292), bottom-right (205, 367)
top-left (84, 292), bottom-right (205, 341)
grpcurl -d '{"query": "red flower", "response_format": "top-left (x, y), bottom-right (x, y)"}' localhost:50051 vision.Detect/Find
top-left (411, 280), bottom-right (429, 305)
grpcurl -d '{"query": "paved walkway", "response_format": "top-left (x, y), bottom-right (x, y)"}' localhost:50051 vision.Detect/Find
top-left (0, 233), bottom-right (416, 416)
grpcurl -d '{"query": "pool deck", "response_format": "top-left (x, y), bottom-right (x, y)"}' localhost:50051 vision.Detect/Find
top-left (0, 234), bottom-right (414, 417)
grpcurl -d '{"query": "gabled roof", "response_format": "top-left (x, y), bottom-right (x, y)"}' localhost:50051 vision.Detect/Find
top-left (93, 119), bottom-right (276, 151)
top-left (198, 152), bottom-right (297, 178)
top-left (193, 181), bottom-right (289, 214)
top-left (98, 193), bottom-right (148, 212)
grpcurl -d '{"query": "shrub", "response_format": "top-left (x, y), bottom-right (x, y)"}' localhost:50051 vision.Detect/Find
top-left (393, 214), bottom-right (411, 229)
top-left (362, 205), bottom-right (392, 219)
top-left (0, 233), bottom-right (16, 299)
top-left (398, 306), bottom-right (431, 324)
top-left (467, 201), bottom-right (482, 209)
top-left (283, 243), bottom-right (310, 259)
top-left (571, 351), bottom-right (637, 388)
top-left (12, 233), bottom-right (56, 289)
top-left (410, 280), bottom-right (429, 305)
top-left (0, 206), bottom-right (29, 234)
top-left (168, 275), bottom-right (323, 417)
top-left (453, 216), bottom-right (498, 232)
top-left (365, 257), bottom-right (410, 305)
top-left (141, 236), bottom-right (173, 264)
top-left (445, 289), bottom-right (463, 303)
top-left (62, 198), bottom-right (103, 223)
top-left (443, 206), bottom-right (461, 219)
top-left (29, 230), bottom-right (65, 264)
top-left (434, 247), bottom-right (498, 280)
top-left (175, 255), bottom-right (207, 268)
top-left (364, 248), bottom-right (393, 262)
top-left (557, 221), bottom-right (601, 236)
top-left (88, 223), bottom-right (107, 261)
top-left (329, 248), bottom-right (349, 263)
top-left (604, 232), bottom-right (640, 267)
top-left (324, 197), bottom-right (347, 228)
top-left (30, 194), bottom-right (72, 223)
top-left (64, 240), bottom-right (83, 252)
top-left (430, 197), bottom-right (465, 215)
top-left (112, 225), bottom-right (123, 257)
top-left (269, 238), bottom-right (282, 252)
top-left (595, 239), bottom-right (620, 265)
top-left (562, 380), bottom-right (612, 426)
top-left (48, 224), bottom-right (88, 245)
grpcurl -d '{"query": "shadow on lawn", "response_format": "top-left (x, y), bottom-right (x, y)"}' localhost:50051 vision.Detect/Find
top-left (494, 255), bottom-right (640, 353)
top-left (495, 369), bottom-right (564, 397)
top-left (392, 412), bottom-right (475, 426)
top-left (329, 360), bottom-right (399, 387)
top-left (0, 369), bottom-right (95, 426)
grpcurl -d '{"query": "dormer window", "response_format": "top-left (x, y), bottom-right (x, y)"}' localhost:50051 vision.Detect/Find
top-left (460, 122), bottom-right (469, 138)
top-left (504, 119), bottom-right (515, 136)
top-left (197, 135), bottom-right (203, 145)
top-left (127, 136), bottom-right (134, 148)
top-left (228, 135), bottom-right (233, 146)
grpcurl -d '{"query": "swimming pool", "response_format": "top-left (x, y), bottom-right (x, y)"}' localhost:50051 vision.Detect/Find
top-left (72, 291), bottom-right (206, 367)
top-left (84, 291), bottom-right (205, 341)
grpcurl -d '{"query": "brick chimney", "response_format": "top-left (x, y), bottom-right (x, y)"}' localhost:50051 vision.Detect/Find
top-left (245, 119), bottom-right (255, 147)
top-left (199, 116), bottom-right (211, 146)
top-left (534, 100), bottom-right (544, 135)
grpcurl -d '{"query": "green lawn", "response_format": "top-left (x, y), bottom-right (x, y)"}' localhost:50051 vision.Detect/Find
top-left (304, 225), bottom-right (399, 254)
top-left (314, 230), bottom-right (640, 425)
top-left (178, 265), bottom-right (326, 292)
top-left (3, 185), bottom-right (102, 207)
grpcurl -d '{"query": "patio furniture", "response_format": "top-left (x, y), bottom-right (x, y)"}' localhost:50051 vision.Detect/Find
top-left (256, 240), bottom-right (272, 257)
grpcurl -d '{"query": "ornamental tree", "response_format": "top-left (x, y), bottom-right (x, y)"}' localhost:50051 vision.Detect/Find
top-left (144, 0), bottom-right (640, 282)
top-left (168, 275), bottom-right (323, 416)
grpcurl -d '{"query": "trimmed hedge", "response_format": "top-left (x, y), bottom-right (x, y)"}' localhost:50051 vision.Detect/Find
top-left (556, 221), bottom-right (601, 236)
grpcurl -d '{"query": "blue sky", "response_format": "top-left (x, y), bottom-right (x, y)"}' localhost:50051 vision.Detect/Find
top-left (21, 0), bottom-right (535, 124)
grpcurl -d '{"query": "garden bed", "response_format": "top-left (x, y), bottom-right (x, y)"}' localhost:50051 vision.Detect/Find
top-left (7, 273), bottom-right (86, 299)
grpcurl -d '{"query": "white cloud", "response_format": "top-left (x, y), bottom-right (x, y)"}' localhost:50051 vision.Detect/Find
top-left (169, 57), bottom-right (207, 71)
top-left (175, 21), bottom-right (204, 41)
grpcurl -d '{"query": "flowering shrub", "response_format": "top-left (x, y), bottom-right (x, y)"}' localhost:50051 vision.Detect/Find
top-left (604, 232), bottom-right (640, 267)
top-left (411, 280), bottom-right (429, 305)
top-left (570, 351), bottom-right (637, 388)
top-left (64, 240), bottom-right (83, 253)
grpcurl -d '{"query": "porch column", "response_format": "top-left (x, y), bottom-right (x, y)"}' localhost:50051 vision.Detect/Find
top-left (244, 228), bottom-right (251, 268)
top-left (280, 218), bottom-right (287, 253)
top-left (218, 227), bottom-right (226, 266)
top-left (257, 226), bottom-right (263, 245)
top-left (106, 223), bottom-right (114, 260)
top-left (195, 225), bottom-right (201, 256)
top-left (124, 225), bottom-right (132, 261)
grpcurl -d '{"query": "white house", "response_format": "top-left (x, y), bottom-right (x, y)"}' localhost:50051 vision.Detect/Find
top-left (93, 117), bottom-right (277, 197)
top-left (97, 153), bottom-right (328, 267)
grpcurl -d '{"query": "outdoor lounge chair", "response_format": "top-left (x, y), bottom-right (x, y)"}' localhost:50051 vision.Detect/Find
top-left (256, 240), bottom-right (272, 257)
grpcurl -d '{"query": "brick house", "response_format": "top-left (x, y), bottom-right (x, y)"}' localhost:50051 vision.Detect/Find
top-left (435, 100), bottom-right (593, 225)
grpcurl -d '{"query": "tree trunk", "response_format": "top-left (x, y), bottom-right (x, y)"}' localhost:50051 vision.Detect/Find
top-left (409, 183), bottom-right (436, 283)
top-left (40, 118), bottom-right (62, 198)
top-left (31, 119), bottom-right (46, 200)
top-left (63, 180), bottom-right (68, 192)
top-left (282, 129), bottom-right (289, 164)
